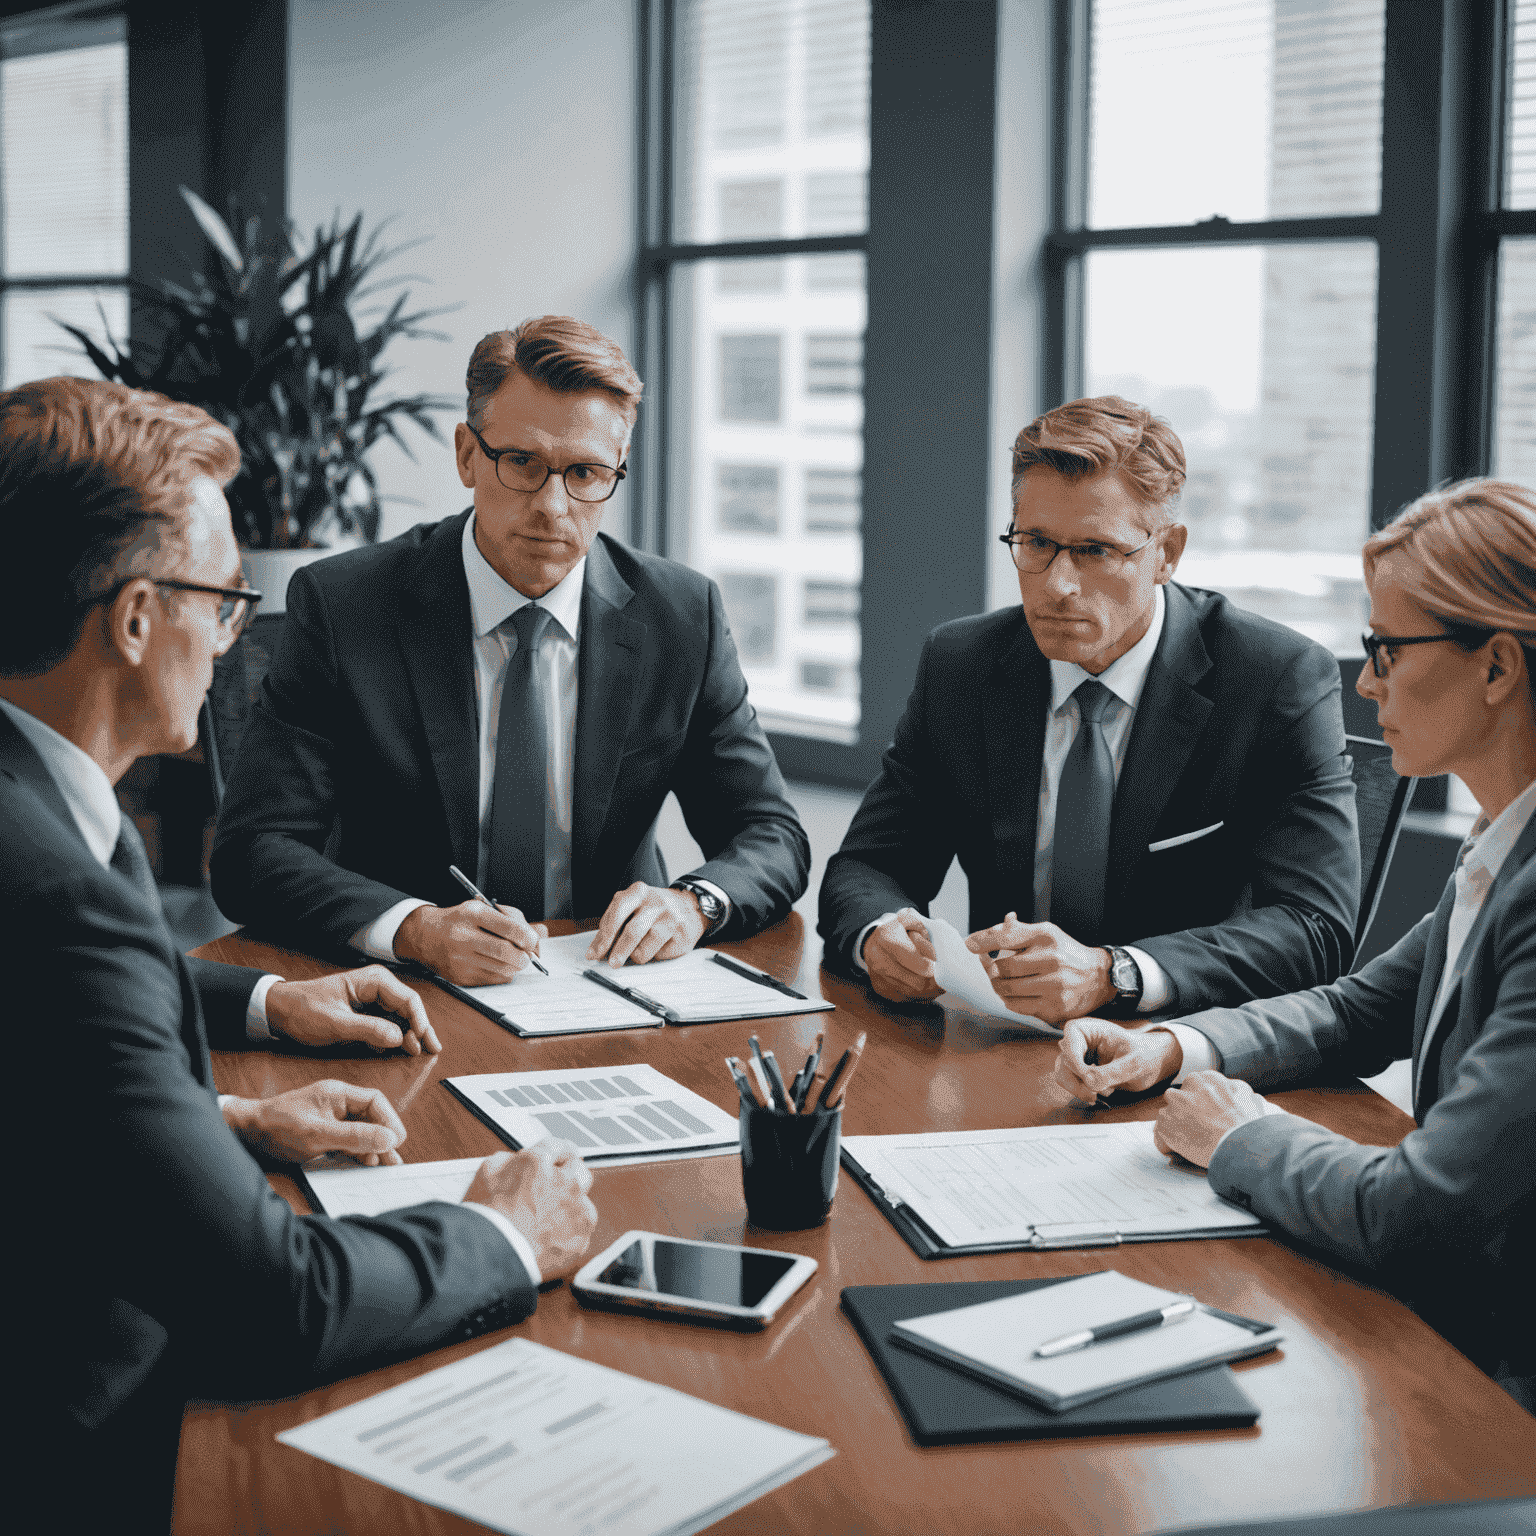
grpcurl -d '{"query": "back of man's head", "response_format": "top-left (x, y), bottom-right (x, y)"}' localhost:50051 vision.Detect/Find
top-left (1011, 395), bottom-right (1186, 524)
top-left (0, 377), bottom-right (239, 678)
top-left (465, 316), bottom-right (644, 431)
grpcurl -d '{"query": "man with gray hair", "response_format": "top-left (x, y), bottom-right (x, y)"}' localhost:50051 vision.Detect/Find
top-left (213, 315), bottom-right (808, 983)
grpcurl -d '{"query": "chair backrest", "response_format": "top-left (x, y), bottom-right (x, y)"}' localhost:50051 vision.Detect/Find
top-left (1346, 733), bottom-right (1416, 957)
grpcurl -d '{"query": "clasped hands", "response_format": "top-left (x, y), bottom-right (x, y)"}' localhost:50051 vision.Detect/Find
top-left (863, 908), bottom-right (1117, 1023)
top-left (397, 882), bottom-right (708, 987)
top-left (1052, 1017), bottom-right (1270, 1169)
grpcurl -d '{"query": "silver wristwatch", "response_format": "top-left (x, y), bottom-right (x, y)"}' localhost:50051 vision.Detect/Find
top-left (671, 877), bottom-right (727, 937)
top-left (1105, 945), bottom-right (1143, 1011)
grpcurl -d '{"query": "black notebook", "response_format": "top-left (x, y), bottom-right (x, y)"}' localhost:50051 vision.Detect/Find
top-left (841, 1277), bottom-right (1263, 1445)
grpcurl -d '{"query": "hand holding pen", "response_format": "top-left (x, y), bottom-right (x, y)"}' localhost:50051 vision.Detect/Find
top-left (444, 865), bottom-right (549, 976)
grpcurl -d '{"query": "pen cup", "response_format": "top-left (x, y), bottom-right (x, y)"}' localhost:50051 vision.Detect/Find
top-left (739, 1104), bottom-right (841, 1230)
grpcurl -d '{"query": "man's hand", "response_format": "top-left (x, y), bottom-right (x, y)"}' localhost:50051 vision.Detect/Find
top-left (395, 900), bottom-right (547, 986)
top-left (862, 908), bottom-right (942, 1003)
top-left (265, 967), bottom-right (441, 1054)
top-left (1054, 1019), bottom-right (1182, 1107)
top-left (464, 1141), bottom-right (599, 1279)
top-left (587, 883), bottom-right (705, 966)
top-left (222, 1080), bottom-right (407, 1165)
top-left (1153, 1071), bottom-right (1270, 1169)
top-left (965, 913), bottom-right (1117, 1024)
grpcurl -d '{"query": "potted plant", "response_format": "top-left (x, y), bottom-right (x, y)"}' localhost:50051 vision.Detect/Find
top-left (60, 187), bottom-right (455, 611)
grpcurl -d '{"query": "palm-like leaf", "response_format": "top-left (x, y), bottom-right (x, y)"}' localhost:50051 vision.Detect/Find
top-left (56, 189), bottom-right (457, 548)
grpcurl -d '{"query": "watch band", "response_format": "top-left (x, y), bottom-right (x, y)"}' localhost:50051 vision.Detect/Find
top-left (671, 878), bottom-right (727, 936)
top-left (1105, 945), bottom-right (1143, 1012)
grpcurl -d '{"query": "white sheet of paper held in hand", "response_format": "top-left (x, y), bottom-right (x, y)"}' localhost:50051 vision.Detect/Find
top-left (924, 915), bottom-right (1061, 1037)
top-left (277, 1338), bottom-right (834, 1536)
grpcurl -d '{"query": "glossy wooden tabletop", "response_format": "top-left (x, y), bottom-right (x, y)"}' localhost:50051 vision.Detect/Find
top-left (177, 917), bottom-right (1536, 1536)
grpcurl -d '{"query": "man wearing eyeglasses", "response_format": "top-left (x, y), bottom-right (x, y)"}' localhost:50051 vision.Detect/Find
top-left (819, 395), bottom-right (1360, 1029)
top-left (212, 315), bottom-right (808, 984)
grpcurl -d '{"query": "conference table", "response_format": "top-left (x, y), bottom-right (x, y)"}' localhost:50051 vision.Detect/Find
top-left (177, 916), bottom-right (1536, 1535)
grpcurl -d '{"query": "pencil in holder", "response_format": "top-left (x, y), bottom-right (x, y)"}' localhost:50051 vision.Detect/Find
top-left (739, 1103), bottom-right (841, 1231)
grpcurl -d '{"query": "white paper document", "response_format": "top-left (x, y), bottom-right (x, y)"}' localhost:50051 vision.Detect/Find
top-left (893, 1270), bottom-right (1282, 1412)
top-left (843, 1121), bottom-right (1262, 1248)
top-left (278, 1338), bottom-right (833, 1536)
top-left (304, 1157), bottom-right (484, 1218)
top-left (446, 1063), bottom-right (740, 1166)
top-left (459, 933), bottom-right (829, 1035)
top-left (924, 916), bottom-right (1060, 1037)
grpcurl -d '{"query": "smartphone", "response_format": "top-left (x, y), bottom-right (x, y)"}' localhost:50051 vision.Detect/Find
top-left (572, 1231), bottom-right (818, 1330)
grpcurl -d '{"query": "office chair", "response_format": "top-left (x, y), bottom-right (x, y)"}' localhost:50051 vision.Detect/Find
top-left (1346, 733), bottom-right (1416, 960)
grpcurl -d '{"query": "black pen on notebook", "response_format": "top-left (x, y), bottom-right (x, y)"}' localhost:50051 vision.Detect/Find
top-left (447, 864), bottom-right (549, 975)
top-left (1034, 1298), bottom-right (1198, 1358)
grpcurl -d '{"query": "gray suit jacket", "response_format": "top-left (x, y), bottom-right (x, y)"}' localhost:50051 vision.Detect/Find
top-left (1188, 812), bottom-right (1536, 1395)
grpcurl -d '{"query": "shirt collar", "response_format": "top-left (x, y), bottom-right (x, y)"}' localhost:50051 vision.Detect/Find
top-left (0, 697), bottom-right (121, 866)
top-left (461, 512), bottom-right (585, 642)
top-left (1460, 774), bottom-right (1536, 889)
top-left (1049, 584), bottom-right (1166, 714)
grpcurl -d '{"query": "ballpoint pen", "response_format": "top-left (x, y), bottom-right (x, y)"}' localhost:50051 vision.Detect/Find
top-left (726, 1056), bottom-right (762, 1110)
top-left (1034, 1298), bottom-right (1198, 1358)
top-left (447, 864), bottom-right (549, 975)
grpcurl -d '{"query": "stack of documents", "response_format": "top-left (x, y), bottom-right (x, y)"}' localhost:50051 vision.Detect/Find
top-left (445, 1064), bottom-right (741, 1165)
top-left (842, 1121), bottom-right (1264, 1253)
top-left (891, 1270), bottom-right (1283, 1412)
top-left (440, 932), bottom-right (830, 1037)
top-left (278, 1337), bottom-right (833, 1536)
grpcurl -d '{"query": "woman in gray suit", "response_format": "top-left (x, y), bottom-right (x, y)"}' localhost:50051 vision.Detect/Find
top-left (1050, 478), bottom-right (1536, 1409)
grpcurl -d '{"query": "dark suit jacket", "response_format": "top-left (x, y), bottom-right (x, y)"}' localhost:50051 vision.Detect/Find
top-left (211, 515), bottom-right (808, 946)
top-left (2, 712), bottom-right (535, 1451)
top-left (1193, 812), bottom-right (1536, 1401)
top-left (819, 583), bottom-right (1359, 1012)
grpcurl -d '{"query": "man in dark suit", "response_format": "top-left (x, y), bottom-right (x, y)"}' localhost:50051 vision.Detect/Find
top-left (211, 315), bottom-right (808, 986)
top-left (2, 378), bottom-right (597, 1531)
top-left (819, 395), bottom-right (1359, 1024)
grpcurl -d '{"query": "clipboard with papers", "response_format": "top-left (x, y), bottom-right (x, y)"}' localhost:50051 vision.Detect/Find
top-left (841, 1121), bottom-right (1267, 1257)
top-left (422, 931), bottom-right (831, 1037)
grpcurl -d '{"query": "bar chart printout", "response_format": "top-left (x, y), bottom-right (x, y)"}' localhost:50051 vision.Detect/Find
top-left (445, 1064), bottom-right (740, 1165)
top-left (277, 1338), bottom-right (834, 1536)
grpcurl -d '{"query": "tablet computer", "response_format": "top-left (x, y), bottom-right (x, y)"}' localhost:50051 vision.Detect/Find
top-left (572, 1231), bottom-right (817, 1330)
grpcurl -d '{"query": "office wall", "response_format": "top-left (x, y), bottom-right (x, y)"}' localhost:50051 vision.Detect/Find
top-left (286, 0), bottom-right (638, 541)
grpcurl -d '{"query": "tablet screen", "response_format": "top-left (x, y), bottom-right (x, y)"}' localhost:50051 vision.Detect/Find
top-left (596, 1237), bottom-right (796, 1308)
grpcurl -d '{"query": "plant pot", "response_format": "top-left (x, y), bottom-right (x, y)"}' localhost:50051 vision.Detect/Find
top-left (240, 546), bottom-right (334, 616)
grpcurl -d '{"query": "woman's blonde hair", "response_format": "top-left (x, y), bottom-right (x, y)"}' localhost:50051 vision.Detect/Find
top-left (1364, 477), bottom-right (1536, 697)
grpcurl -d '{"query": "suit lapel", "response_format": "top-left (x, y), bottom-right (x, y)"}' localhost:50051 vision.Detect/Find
top-left (395, 511), bottom-right (481, 876)
top-left (572, 538), bottom-right (645, 880)
top-left (1107, 584), bottom-right (1215, 904)
top-left (0, 708), bottom-right (94, 858)
top-left (981, 617), bottom-right (1051, 916)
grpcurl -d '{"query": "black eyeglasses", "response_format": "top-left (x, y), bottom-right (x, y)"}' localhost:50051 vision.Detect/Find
top-left (998, 526), bottom-right (1157, 575)
top-left (1359, 628), bottom-right (1487, 679)
top-left (467, 423), bottom-right (626, 504)
top-left (87, 577), bottom-right (263, 638)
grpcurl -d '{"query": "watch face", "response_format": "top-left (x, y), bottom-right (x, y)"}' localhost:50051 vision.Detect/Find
top-left (1111, 951), bottom-right (1138, 992)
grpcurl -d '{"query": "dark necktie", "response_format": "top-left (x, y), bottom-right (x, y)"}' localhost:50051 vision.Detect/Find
top-left (486, 604), bottom-right (554, 921)
top-left (111, 815), bottom-right (161, 911)
top-left (1051, 679), bottom-right (1117, 942)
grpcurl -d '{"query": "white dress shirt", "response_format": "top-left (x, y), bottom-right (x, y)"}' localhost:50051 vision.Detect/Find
top-left (1164, 773), bottom-right (1536, 1155)
top-left (0, 700), bottom-right (543, 1282)
top-left (0, 697), bottom-right (280, 1036)
top-left (355, 513), bottom-right (729, 957)
top-left (856, 586), bottom-right (1171, 1011)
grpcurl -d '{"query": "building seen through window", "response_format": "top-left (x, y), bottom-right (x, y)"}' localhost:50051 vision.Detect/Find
top-left (670, 0), bottom-right (869, 745)
top-left (0, 13), bottom-right (128, 389)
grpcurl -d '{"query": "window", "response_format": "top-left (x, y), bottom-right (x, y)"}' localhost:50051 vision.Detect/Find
top-left (642, 0), bottom-right (870, 747)
top-left (717, 463), bottom-right (780, 533)
top-left (0, 12), bottom-right (128, 389)
top-left (800, 658), bottom-right (857, 695)
top-left (1493, 1), bottom-right (1536, 485)
top-left (804, 579), bottom-right (858, 624)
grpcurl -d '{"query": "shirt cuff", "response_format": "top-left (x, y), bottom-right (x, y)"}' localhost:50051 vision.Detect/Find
top-left (688, 878), bottom-right (733, 936)
top-left (853, 913), bottom-right (900, 973)
top-left (217, 1094), bottom-right (236, 1111)
top-left (1126, 946), bottom-right (1173, 1013)
top-left (1155, 1021), bottom-right (1224, 1083)
top-left (352, 898), bottom-right (433, 961)
top-left (461, 1201), bottom-right (543, 1287)
top-left (245, 973), bottom-right (281, 1042)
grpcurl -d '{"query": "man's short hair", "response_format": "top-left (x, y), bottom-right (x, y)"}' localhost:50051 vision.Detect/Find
top-left (1011, 395), bottom-right (1186, 522)
top-left (465, 316), bottom-right (644, 432)
top-left (0, 377), bottom-right (239, 677)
